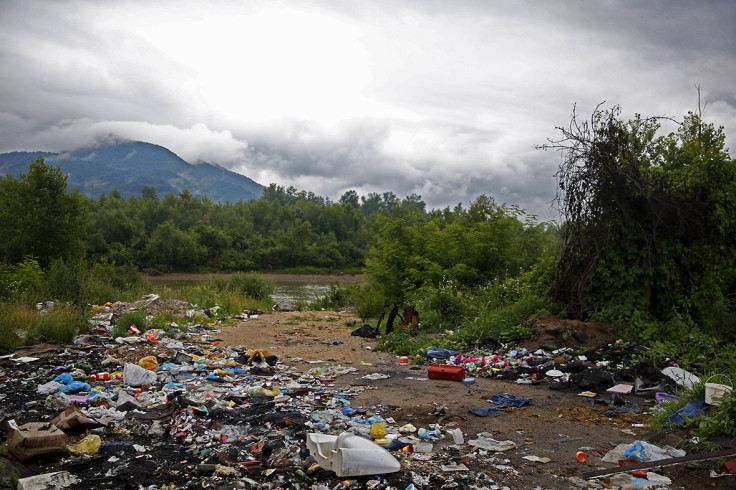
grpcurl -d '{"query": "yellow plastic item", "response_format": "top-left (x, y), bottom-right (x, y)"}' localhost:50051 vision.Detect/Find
top-left (138, 356), bottom-right (159, 371)
top-left (259, 387), bottom-right (280, 397)
top-left (370, 422), bottom-right (386, 440)
top-left (67, 434), bottom-right (101, 456)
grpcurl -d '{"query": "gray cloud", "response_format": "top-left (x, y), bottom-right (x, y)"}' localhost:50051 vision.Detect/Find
top-left (1, 0), bottom-right (735, 221)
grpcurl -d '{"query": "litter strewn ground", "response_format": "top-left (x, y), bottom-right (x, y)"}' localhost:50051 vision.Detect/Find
top-left (0, 299), bottom-right (733, 489)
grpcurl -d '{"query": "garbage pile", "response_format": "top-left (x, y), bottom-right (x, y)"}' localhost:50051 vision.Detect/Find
top-left (1, 305), bottom-right (540, 489)
top-left (1, 300), bottom-right (733, 489)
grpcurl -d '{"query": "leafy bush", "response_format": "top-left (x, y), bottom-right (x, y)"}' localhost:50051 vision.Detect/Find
top-left (0, 257), bottom-right (44, 301)
top-left (86, 261), bottom-right (151, 303)
top-left (348, 283), bottom-right (384, 319)
top-left (206, 273), bottom-right (274, 301)
top-left (116, 311), bottom-right (148, 334)
top-left (408, 279), bottom-right (468, 331)
top-left (44, 257), bottom-right (89, 303)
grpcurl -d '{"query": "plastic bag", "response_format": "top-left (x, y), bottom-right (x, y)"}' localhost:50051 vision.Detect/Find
top-left (123, 363), bottom-right (157, 387)
top-left (67, 434), bottom-right (101, 456)
top-left (138, 356), bottom-right (159, 371)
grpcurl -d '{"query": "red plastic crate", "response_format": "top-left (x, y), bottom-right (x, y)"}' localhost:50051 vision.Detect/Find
top-left (427, 364), bottom-right (464, 381)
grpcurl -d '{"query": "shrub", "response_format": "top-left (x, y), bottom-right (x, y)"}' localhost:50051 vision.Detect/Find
top-left (309, 282), bottom-right (348, 310)
top-left (44, 257), bottom-right (89, 303)
top-left (116, 311), bottom-right (148, 333)
top-left (0, 257), bottom-right (44, 301)
top-left (206, 273), bottom-right (275, 301)
top-left (348, 283), bottom-right (385, 319)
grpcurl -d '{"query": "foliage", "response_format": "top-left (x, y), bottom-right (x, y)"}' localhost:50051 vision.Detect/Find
top-left (44, 257), bottom-right (90, 304)
top-left (348, 283), bottom-right (385, 319)
top-left (309, 282), bottom-right (349, 310)
top-left (83, 182), bottom-right (429, 273)
top-left (543, 105), bottom-right (736, 341)
top-left (364, 195), bottom-right (557, 306)
top-left (0, 157), bottom-right (87, 267)
top-left (698, 388), bottom-right (736, 439)
top-left (0, 256), bottom-right (44, 300)
top-left (205, 273), bottom-right (275, 301)
top-left (116, 311), bottom-right (149, 334)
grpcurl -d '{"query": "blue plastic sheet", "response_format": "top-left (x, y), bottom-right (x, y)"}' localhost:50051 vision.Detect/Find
top-left (490, 394), bottom-right (531, 408)
top-left (53, 373), bottom-right (90, 393)
top-left (58, 381), bottom-right (91, 393)
top-left (666, 398), bottom-right (709, 425)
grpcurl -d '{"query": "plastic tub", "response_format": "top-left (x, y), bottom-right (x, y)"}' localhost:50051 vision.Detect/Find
top-left (705, 375), bottom-right (733, 406)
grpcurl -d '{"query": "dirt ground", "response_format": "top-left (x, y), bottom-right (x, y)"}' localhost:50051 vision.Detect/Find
top-left (216, 310), bottom-right (733, 489)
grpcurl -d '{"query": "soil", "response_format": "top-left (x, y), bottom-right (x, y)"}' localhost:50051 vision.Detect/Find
top-left (215, 310), bottom-right (734, 489)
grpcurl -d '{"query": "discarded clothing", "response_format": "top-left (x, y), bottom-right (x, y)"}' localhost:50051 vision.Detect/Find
top-left (490, 394), bottom-right (530, 408)
top-left (666, 398), bottom-right (709, 425)
top-left (468, 407), bottom-right (503, 417)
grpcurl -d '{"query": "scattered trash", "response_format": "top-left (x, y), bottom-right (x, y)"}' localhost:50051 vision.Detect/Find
top-left (16, 471), bottom-right (80, 490)
top-left (468, 435), bottom-right (516, 452)
top-left (490, 393), bottom-right (531, 408)
top-left (704, 375), bottom-right (733, 406)
top-left (662, 366), bottom-right (700, 389)
top-left (306, 432), bottom-right (401, 477)
top-left (524, 455), bottom-right (551, 463)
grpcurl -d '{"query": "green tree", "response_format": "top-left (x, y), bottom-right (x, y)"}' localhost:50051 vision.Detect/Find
top-left (0, 157), bottom-right (87, 267)
top-left (543, 104), bottom-right (736, 335)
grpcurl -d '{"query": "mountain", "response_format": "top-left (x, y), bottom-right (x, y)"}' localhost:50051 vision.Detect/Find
top-left (0, 141), bottom-right (264, 203)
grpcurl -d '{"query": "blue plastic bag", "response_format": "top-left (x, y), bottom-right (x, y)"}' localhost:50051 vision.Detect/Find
top-left (58, 381), bottom-right (91, 393)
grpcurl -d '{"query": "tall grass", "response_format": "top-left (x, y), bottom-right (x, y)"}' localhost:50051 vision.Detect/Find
top-left (0, 303), bottom-right (89, 353)
top-left (28, 305), bottom-right (89, 344)
top-left (155, 273), bottom-right (274, 314)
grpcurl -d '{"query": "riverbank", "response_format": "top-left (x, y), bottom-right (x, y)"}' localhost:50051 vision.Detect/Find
top-left (142, 272), bottom-right (364, 284)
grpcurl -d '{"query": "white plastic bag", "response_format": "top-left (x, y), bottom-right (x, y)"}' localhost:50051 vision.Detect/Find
top-left (123, 363), bottom-right (157, 387)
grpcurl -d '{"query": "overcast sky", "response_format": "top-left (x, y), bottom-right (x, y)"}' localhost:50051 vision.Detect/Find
top-left (1, 0), bottom-right (734, 220)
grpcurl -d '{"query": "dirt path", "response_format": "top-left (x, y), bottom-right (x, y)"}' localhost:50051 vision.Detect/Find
top-left (216, 311), bottom-right (725, 489)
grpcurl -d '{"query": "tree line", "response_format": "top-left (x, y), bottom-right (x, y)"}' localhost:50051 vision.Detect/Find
top-left (0, 160), bottom-right (553, 278)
